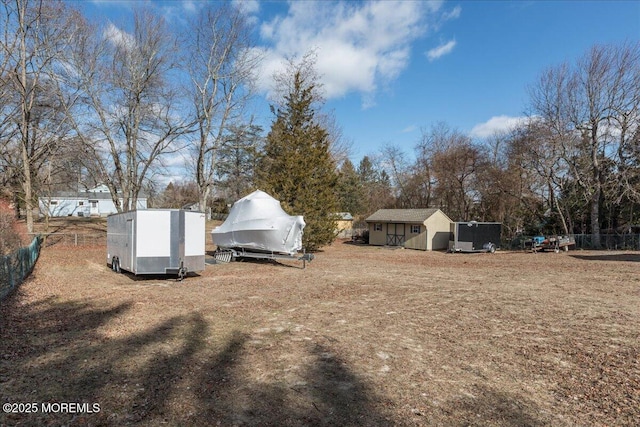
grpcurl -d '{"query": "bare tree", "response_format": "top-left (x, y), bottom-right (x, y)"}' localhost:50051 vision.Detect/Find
top-left (529, 43), bottom-right (640, 246)
top-left (421, 123), bottom-right (484, 220)
top-left (156, 180), bottom-right (200, 209)
top-left (609, 44), bottom-right (640, 208)
top-left (319, 110), bottom-right (353, 166)
top-left (184, 3), bottom-right (259, 212)
top-left (407, 124), bottom-right (443, 209)
top-left (0, 2), bottom-right (19, 197)
top-left (380, 143), bottom-right (411, 207)
top-left (61, 8), bottom-right (189, 213)
top-left (0, 0), bottom-right (78, 231)
top-left (482, 122), bottom-right (569, 235)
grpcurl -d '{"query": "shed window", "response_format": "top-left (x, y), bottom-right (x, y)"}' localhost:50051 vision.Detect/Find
top-left (374, 223), bottom-right (382, 231)
top-left (78, 201), bottom-right (84, 206)
top-left (50, 201), bottom-right (58, 205)
top-left (411, 225), bottom-right (421, 234)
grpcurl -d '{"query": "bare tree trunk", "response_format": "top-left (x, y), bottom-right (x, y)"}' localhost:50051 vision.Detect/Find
top-left (591, 134), bottom-right (602, 247)
top-left (20, 142), bottom-right (33, 232)
top-left (185, 4), bottom-right (258, 213)
top-left (18, 0), bottom-right (34, 233)
top-left (555, 200), bottom-right (569, 235)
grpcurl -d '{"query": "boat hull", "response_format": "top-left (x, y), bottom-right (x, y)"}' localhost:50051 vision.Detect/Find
top-left (210, 190), bottom-right (305, 255)
top-left (212, 217), bottom-right (304, 255)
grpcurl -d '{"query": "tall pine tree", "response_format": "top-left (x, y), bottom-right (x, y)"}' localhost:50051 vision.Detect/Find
top-left (257, 64), bottom-right (338, 251)
top-left (336, 159), bottom-right (365, 216)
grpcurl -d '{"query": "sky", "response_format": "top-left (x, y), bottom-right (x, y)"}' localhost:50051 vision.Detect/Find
top-left (81, 0), bottom-right (640, 165)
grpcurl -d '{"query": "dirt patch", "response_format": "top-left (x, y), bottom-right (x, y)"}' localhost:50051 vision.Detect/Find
top-left (1, 242), bottom-right (638, 426)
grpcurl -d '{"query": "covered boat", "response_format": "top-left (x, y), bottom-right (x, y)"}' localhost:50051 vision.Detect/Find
top-left (211, 190), bottom-right (305, 255)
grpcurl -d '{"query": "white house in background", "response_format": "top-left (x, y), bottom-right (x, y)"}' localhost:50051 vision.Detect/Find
top-left (38, 185), bottom-right (148, 217)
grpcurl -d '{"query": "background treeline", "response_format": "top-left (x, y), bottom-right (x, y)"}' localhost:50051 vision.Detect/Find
top-left (0, 0), bottom-right (638, 249)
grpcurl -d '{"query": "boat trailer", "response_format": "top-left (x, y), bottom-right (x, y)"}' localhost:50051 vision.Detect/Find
top-left (213, 247), bottom-right (315, 268)
top-left (525, 235), bottom-right (575, 253)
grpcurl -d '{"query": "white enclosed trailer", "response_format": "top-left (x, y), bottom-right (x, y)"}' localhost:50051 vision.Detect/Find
top-left (107, 210), bottom-right (205, 278)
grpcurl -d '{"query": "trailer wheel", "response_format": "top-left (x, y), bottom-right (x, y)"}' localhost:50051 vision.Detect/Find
top-left (563, 246), bottom-right (569, 252)
top-left (489, 244), bottom-right (496, 254)
top-left (554, 247), bottom-right (560, 254)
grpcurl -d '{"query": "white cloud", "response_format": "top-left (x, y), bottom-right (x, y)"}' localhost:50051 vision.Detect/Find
top-left (469, 115), bottom-right (529, 138)
top-left (181, 1), bottom-right (197, 13)
top-left (90, 0), bottom-right (129, 5)
top-left (232, 0), bottom-right (259, 15)
top-left (103, 23), bottom-right (135, 49)
top-left (443, 5), bottom-right (461, 21)
top-left (426, 39), bottom-right (456, 61)
top-left (402, 124), bottom-right (418, 133)
top-left (253, 1), bottom-right (455, 108)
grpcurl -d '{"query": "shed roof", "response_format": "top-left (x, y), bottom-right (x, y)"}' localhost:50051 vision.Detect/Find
top-left (365, 208), bottom-right (443, 223)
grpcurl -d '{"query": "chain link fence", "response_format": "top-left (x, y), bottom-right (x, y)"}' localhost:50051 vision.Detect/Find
top-left (31, 232), bottom-right (106, 247)
top-left (1, 235), bottom-right (43, 301)
top-left (573, 234), bottom-right (640, 250)
top-left (505, 234), bottom-right (640, 251)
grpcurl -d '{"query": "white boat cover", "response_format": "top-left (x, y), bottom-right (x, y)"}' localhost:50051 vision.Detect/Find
top-left (211, 190), bottom-right (305, 255)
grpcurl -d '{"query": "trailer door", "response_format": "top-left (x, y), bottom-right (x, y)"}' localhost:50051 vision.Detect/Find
top-left (123, 218), bottom-right (134, 271)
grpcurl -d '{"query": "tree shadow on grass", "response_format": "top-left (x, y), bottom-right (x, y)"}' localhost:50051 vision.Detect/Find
top-left (120, 271), bottom-right (202, 282)
top-left (570, 253), bottom-right (640, 262)
top-left (439, 384), bottom-right (549, 427)
top-left (1, 291), bottom-right (393, 426)
top-left (193, 340), bottom-right (394, 426)
top-left (303, 344), bottom-right (394, 426)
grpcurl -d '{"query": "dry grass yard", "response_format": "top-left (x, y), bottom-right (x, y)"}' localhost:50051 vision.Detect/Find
top-left (1, 229), bottom-right (639, 426)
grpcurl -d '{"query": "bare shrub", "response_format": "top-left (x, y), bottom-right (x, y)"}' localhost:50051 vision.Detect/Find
top-left (0, 208), bottom-right (21, 255)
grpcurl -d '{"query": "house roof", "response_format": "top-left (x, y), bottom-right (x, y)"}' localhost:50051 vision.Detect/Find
top-left (44, 189), bottom-right (148, 200)
top-left (45, 192), bottom-right (148, 200)
top-left (42, 183), bottom-right (147, 199)
top-left (365, 208), bottom-right (443, 223)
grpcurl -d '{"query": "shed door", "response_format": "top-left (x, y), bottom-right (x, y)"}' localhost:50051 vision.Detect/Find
top-left (386, 223), bottom-right (405, 246)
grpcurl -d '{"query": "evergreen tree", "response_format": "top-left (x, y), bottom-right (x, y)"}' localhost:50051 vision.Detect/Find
top-left (336, 159), bottom-right (364, 215)
top-left (357, 156), bottom-right (378, 184)
top-left (357, 155), bottom-right (395, 214)
top-left (217, 123), bottom-right (263, 202)
top-left (257, 66), bottom-right (338, 251)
